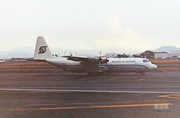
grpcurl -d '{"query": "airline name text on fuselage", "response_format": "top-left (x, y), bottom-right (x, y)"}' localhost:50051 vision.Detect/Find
top-left (112, 61), bottom-right (136, 63)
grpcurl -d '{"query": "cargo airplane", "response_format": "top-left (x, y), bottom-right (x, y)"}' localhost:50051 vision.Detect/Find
top-left (33, 36), bottom-right (157, 75)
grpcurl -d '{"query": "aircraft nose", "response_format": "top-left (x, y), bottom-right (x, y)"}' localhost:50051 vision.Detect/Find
top-left (150, 64), bottom-right (157, 70)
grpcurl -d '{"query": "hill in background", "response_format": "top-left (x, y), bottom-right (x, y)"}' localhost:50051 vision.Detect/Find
top-left (0, 46), bottom-right (180, 59)
top-left (157, 46), bottom-right (180, 53)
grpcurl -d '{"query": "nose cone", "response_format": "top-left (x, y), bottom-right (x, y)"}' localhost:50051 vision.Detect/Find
top-left (150, 64), bottom-right (157, 70)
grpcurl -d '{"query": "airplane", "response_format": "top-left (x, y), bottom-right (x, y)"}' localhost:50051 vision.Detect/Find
top-left (33, 36), bottom-right (157, 75)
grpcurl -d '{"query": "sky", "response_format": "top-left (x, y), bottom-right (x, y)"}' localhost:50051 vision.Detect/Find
top-left (1, 0), bottom-right (180, 55)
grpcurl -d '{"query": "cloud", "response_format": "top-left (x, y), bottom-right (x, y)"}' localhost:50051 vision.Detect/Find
top-left (106, 15), bottom-right (122, 36)
top-left (91, 15), bottom-right (153, 53)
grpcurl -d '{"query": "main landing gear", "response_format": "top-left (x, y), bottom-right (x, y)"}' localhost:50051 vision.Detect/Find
top-left (141, 72), bottom-right (145, 75)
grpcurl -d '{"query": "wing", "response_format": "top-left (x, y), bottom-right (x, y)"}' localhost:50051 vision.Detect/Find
top-left (63, 56), bottom-right (109, 64)
top-left (63, 56), bottom-right (89, 61)
top-left (63, 56), bottom-right (103, 65)
top-left (63, 56), bottom-right (109, 74)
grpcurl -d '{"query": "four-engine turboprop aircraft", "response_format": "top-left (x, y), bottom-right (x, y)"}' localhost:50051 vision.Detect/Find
top-left (34, 36), bottom-right (157, 75)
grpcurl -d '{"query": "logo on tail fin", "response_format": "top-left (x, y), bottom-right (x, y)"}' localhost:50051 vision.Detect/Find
top-left (39, 46), bottom-right (47, 54)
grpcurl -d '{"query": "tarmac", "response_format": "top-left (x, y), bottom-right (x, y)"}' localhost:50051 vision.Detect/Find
top-left (0, 61), bottom-right (180, 118)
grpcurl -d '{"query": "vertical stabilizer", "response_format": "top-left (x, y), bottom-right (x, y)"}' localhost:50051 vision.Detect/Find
top-left (34, 36), bottom-right (53, 60)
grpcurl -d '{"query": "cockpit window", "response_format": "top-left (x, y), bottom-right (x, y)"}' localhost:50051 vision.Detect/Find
top-left (143, 59), bottom-right (150, 62)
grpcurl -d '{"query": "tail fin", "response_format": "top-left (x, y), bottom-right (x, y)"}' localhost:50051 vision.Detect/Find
top-left (34, 36), bottom-right (53, 60)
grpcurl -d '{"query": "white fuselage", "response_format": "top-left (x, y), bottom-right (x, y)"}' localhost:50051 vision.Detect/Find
top-left (46, 57), bottom-right (157, 73)
top-left (104, 58), bottom-right (157, 73)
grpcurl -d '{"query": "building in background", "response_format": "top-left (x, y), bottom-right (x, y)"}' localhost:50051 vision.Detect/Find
top-left (140, 50), bottom-right (180, 60)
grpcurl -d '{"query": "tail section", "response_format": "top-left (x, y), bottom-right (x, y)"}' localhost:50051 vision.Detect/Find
top-left (34, 36), bottom-right (53, 60)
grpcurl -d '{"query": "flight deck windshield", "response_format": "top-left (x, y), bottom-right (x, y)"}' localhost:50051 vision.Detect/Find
top-left (143, 59), bottom-right (150, 63)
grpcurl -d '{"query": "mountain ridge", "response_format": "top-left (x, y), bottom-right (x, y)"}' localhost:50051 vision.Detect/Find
top-left (157, 46), bottom-right (180, 53)
top-left (0, 46), bottom-right (180, 58)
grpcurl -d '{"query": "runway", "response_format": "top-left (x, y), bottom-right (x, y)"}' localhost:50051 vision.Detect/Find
top-left (0, 69), bottom-right (180, 118)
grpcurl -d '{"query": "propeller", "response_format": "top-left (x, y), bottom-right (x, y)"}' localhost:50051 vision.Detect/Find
top-left (98, 51), bottom-right (102, 65)
top-left (98, 51), bottom-right (109, 65)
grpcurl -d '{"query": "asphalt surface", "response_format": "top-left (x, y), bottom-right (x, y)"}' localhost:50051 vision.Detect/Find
top-left (1, 69), bottom-right (180, 118)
